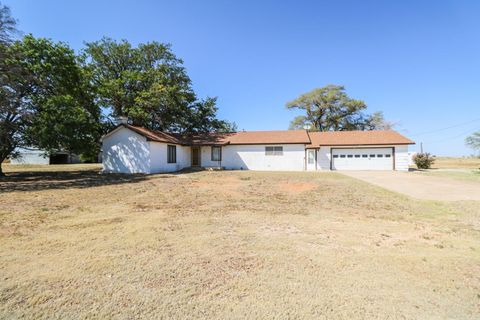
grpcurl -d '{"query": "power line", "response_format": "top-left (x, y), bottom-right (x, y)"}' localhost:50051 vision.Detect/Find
top-left (421, 126), bottom-right (479, 145)
top-left (409, 117), bottom-right (480, 137)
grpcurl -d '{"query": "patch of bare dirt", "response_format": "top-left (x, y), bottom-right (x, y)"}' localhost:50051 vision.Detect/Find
top-left (190, 175), bottom-right (242, 197)
top-left (277, 181), bottom-right (317, 193)
top-left (259, 223), bottom-right (301, 236)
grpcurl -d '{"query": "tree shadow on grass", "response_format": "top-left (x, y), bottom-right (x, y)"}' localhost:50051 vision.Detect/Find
top-left (0, 168), bottom-right (148, 193)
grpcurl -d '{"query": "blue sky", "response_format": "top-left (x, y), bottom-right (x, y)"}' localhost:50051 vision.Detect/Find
top-left (6, 0), bottom-right (480, 156)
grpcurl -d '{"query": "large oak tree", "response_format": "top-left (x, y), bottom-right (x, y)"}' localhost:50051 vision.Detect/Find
top-left (287, 85), bottom-right (392, 131)
top-left (0, 35), bottom-right (101, 175)
top-left (83, 38), bottom-right (235, 133)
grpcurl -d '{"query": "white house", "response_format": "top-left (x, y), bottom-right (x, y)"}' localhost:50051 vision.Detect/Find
top-left (102, 124), bottom-right (415, 174)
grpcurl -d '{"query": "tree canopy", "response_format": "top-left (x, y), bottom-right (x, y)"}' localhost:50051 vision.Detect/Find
top-left (0, 35), bottom-right (101, 175)
top-left (83, 38), bottom-right (235, 133)
top-left (287, 85), bottom-right (393, 131)
top-left (367, 111), bottom-right (396, 130)
top-left (465, 131), bottom-right (480, 155)
top-left (0, 2), bottom-right (16, 45)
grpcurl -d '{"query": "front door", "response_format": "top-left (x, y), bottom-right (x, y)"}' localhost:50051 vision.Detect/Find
top-left (306, 149), bottom-right (317, 170)
top-left (191, 146), bottom-right (201, 166)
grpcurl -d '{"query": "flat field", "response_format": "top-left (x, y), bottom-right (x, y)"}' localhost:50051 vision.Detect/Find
top-left (432, 157), bottom-right (480, 169)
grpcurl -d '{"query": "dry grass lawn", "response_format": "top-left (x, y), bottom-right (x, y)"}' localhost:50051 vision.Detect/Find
top-left (432, 157), bottom-right (480, 169)
top-left (417, 157), bottom-right (480, 183)
top-left (417, 170), bottom-right (480, 184)
top-left (1, 164), bottom-right (479, 319)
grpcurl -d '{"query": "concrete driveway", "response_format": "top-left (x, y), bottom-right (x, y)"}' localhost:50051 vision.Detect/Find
top-left (340, 171), bottom-right (480, 201)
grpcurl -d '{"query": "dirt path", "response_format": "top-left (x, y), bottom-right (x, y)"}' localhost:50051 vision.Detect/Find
top-left (340, 171), bottom-right (480, 201)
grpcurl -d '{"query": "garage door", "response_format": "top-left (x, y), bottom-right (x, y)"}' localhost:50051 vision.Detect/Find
top-left (331, 148), bottom-right (393, 170)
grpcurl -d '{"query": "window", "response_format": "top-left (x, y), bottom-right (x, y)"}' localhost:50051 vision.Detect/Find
top-left (333, 155), bottom-right (339, 158)
top-left (362, 154), bottom-right (368, 158)
top-left (354, 155), bottom-right (361, 158)
top-left (385, 154), bottom-right (391, 158)
top-left (347, 155), bottom-right (353, 158)
top-left (211, 146), bottom-right (222, 161)
top-left (340, 155), bottom-right (346, 158)
top-left (377, 154), bottom-right (383, 158)
top-left (265, 146), bottom-right (283, 156)
top-left (307, 150), bottom-right (315, 164)
top-left (369, 154), bottom-right (376, 158)
top-left (167, 145), bottom-right (176, 163)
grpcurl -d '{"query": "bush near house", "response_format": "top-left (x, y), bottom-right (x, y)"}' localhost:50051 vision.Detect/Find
top-left (413, 152), bottom-right (435, 169)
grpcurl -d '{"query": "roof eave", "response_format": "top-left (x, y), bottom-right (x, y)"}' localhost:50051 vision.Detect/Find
top-left (318, 142), bottom-right (416, 146)
top-left (228, 141), bottom-right (311, 145)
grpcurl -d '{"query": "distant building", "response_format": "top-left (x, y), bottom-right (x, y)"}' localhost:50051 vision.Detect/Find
top-left (9, 147), bottom-right (80, 165)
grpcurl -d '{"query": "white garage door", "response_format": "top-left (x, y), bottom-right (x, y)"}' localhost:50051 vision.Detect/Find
top-left (331, 148), bottom-right (393, 170)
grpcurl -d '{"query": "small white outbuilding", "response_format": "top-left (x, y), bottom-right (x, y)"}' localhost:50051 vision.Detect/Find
top-left (9, 148), bottom-right (50, 165)
top-left (9, 148), bottom-right (81, 165)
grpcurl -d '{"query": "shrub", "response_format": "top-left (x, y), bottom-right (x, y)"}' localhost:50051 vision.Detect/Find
top-left (413, 153), bottom-right (435, 169)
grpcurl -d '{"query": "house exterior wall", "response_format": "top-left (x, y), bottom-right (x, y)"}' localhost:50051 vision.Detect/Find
top-left (102, 127), bottom-right (151, 173)
top-left (149, 142), bottom-right (190, 173)
top-left (221, 144), bottom-right (306, 171)
top-left (200, 146), bottom-right (223, 168)
top-left (394, 145), bottom-right (409, 171)
top-left (317, 145), bottom-right (410, 171)
top-left (318, 147), bottom-right (331, 170)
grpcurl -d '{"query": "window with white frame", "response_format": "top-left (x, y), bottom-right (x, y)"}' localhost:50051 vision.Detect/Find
top-left (265, 146), bottom-right (283, 156)
top-left (211, 146), bottom-right (222, 161)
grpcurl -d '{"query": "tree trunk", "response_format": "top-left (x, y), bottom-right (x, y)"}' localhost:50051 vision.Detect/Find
top-left (0, 153), bottom-right (8, 177)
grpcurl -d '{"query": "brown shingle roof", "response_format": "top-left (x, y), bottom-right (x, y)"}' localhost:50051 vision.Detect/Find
top-left (124, 125), bottom-right (185, 144)
top-left (307, 130), bottom-right (415, 147)
top-left (171, 132), bottom-right (233, 145)
top-left (117, 125), bottom-right (414, 147)
top-left (174, 130), bottom-right (310, 145)
top-left (227, 130), bottom-right (311, 145)
top-left (121, 125), bottom-right (311, 145)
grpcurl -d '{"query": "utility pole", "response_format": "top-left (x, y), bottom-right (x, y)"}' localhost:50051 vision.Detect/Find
top-left (420, 142), bottom-right (423, 153)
